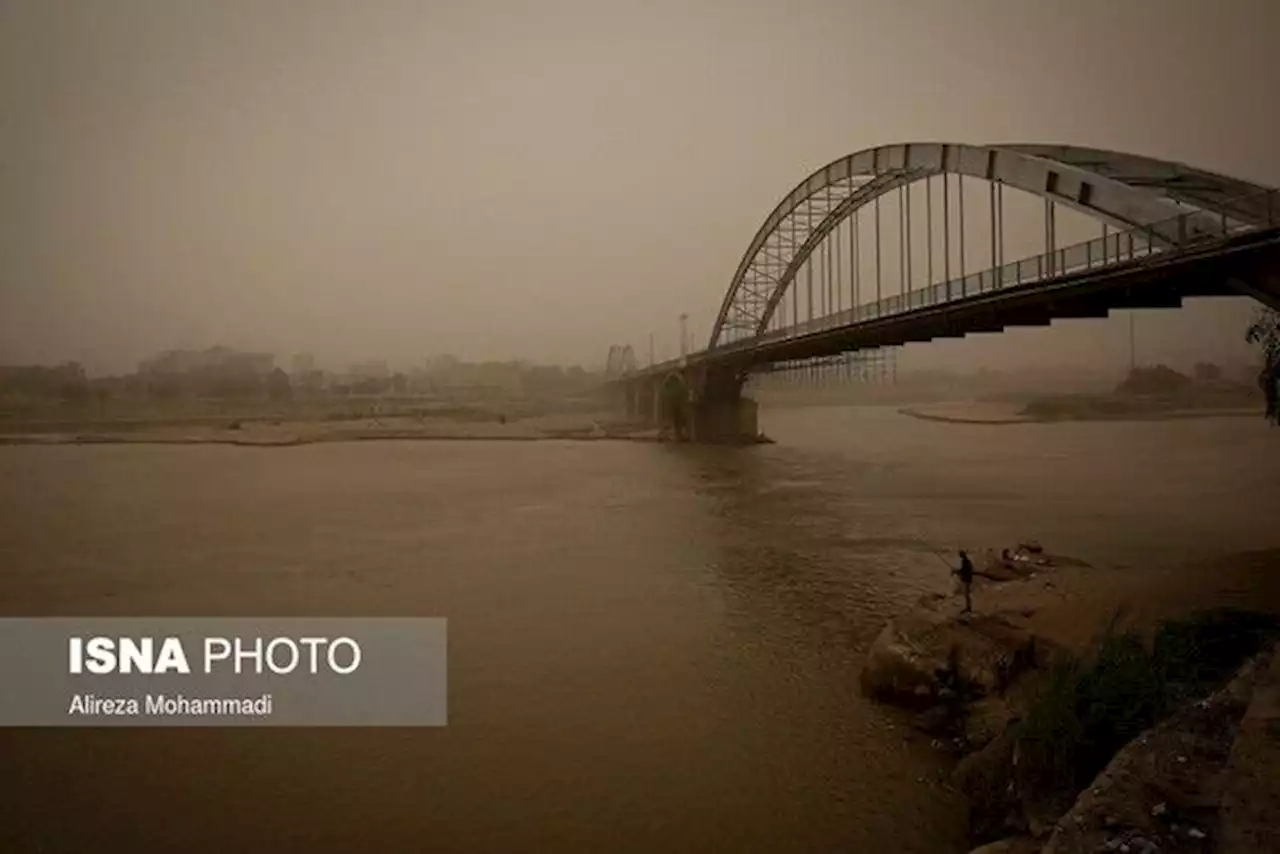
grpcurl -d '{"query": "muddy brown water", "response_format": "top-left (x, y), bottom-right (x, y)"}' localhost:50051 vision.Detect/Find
top-left (1, 406), bottom-right (1277, 853)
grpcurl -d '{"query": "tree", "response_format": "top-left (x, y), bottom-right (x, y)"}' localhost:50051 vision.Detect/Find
top-left (1246, 308), bottom-right (1280, 425)
top-left (1192, 362), bottom-right (1223, 383)
top-left (1115, 364), bottom-right (1191, 397)
top-left (267, 367), bottom-right (293, 403)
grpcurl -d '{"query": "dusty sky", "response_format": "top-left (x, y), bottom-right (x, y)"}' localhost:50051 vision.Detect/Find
top-left (2, 0), bottom-right (1277, 376)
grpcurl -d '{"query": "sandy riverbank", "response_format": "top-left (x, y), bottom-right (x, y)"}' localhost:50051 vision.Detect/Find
top-left (966, 547), bottom-right (1280, 655)
top-left (899, 401), bottom-right (1263, 425)
top-left (897, 402), bottom-right (1037, 424)
top-left (0, 412), bottom-right (667, 447)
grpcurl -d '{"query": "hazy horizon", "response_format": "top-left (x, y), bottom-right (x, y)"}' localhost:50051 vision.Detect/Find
top-left (3, 0), bottom-right (1278, 376)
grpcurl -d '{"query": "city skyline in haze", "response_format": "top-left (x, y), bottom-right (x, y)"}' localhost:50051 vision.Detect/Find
top-left (2, 0), bottom-right (1277, 376)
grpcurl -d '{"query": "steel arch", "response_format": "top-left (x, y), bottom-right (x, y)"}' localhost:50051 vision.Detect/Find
top-left (709, 142), bottom-right (1273, 349)
top-left (999, 144), bottom-right (1273, 225)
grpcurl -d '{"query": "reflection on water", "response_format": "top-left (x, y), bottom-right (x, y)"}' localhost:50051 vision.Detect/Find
top-left (1, 407), bottom-right (1277, 852)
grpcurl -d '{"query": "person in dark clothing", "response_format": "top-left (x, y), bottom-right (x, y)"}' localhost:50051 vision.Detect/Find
top-left (953, 550), bottom-right (976, 614)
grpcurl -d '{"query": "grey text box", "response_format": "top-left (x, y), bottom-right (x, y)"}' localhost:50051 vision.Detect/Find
top-left (0, 618), bottom-right (447, 726)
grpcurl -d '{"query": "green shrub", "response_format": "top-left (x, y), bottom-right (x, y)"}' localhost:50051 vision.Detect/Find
top-left (1017, 656), bottom-right (1089, 790)
top-left (1015, 609), bottom-right (1278, 796)
top-left (1018, 631), bottom-right (1165, 793)
top-left (1153, 609), bottom-right (1279, 704)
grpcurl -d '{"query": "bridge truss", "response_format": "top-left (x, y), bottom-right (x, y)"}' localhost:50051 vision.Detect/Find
top-left (604, 344), bottom-right (638, 378)
top-left (749, 348), bottom-right (898, 389)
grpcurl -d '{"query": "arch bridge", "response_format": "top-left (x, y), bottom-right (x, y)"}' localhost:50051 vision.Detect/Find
top-left (614, 142), bottom-right (1280, 442)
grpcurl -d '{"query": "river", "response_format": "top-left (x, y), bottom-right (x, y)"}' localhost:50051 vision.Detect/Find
top-left (1, 406), bottom-right (1277, 852)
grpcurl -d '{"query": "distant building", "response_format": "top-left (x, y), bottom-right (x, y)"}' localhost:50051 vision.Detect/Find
top-left (429, 354), bottom-right (459, 373)
top-left (346, 359), bottom-right (390, 381)
top-left (0, 362), bottom-right (88, 400)
top-left (290, 353), bottom-right (316, 376)
top-left (138, 347), bottom-right (274, 377)
top-left (136, 347), bottom-right (275, 401)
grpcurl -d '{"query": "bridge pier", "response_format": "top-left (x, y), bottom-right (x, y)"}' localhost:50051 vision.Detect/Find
top-left (692, 395), bottom-right (758, 443)
top-left (690, 370), bottom-right (759, 444)
top-left (619, 377), bottom-right (660, 423)
top-left (617, 370), bottom-right (759, 443)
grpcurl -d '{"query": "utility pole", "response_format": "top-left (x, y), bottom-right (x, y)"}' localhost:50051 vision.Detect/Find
top-left (1129, 311), bottom-right (1136, 371)
top-left (649, 333), bottom-right (654, 367)
top-left (679, 314), bottom-right (689, 359)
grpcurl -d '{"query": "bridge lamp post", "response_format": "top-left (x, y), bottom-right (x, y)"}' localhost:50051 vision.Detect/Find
top-left (1129, 311), bottom-right (1137, 371)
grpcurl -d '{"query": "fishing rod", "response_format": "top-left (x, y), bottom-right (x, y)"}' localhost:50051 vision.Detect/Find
top-left (925, 546), bottom-right (956, 570)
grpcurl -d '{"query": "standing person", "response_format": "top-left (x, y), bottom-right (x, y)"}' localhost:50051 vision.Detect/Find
top-left (953, 550), bottom-right (976, 614)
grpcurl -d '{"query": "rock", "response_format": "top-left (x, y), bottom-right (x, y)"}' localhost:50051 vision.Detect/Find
top-left (860, 614), bottom-right (952, 706)
top-left (861, 611), bottom-right (1040, 707)
top-left (954, 722), bottom-right (1026, 841)
top-left (966, 837), bottom-right (1042, 854)
top-left (965, 696), bottom-right (1019, 751)
top-left (913, 704), bottom-right (957, 735)
top-left (953, 616), bottom-right (1041, 696)
top-left (1219, 643), bottom-right (1280, 854)
top-left (1030, 815), bottom-right (1063, 839)
top-left (982, 556), bottom-right (1030, 582)
top-left (917, 592), bottom-right (948, 610)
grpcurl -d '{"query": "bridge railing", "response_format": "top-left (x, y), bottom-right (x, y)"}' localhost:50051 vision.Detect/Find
top-left (721, 186), bottom-right (1280, 352)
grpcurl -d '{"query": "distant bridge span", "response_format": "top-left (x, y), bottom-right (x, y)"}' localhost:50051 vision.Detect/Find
top-left (614, 142), bottom-right (1280, 442)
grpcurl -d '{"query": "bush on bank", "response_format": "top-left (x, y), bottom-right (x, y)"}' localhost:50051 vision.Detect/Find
top-left (1015, 609), bottom-right (1279, 798)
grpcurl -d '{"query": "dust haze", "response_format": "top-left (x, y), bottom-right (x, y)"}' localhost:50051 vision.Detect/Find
top-left (2, 0), bottom-right (1278, 377)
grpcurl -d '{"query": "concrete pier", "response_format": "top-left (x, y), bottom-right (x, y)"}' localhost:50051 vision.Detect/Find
top-left (691, 395), bottom-right (758, 443)
top-left (616, 366), bottom-right (760, 444)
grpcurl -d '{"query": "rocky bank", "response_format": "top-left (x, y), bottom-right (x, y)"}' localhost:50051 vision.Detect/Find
top-left (858, 544), bottom-right (1280, 854)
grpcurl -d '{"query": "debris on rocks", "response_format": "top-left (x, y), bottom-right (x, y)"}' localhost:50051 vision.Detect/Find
top-left (976, 542), bottom-right (1091, 585)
